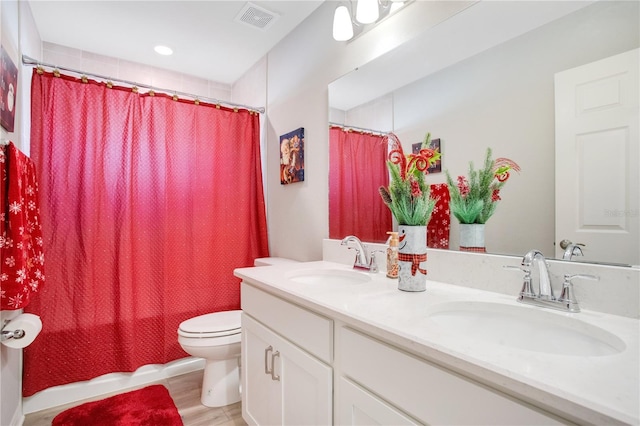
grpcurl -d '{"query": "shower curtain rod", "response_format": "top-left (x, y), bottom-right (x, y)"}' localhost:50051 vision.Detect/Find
top-left (329, 122), bottom-right (390, 136)
top-left (22, 55), bottom-right (265, 114)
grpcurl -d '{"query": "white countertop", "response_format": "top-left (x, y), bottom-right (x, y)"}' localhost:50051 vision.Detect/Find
top-left (234, 261), bottom-right (640, 425)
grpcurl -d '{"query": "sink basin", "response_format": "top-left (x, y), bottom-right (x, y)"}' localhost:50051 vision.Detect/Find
top-left (286, 268), bottom-right (372, 286)
top-left (426, 301), bottom-right (626, 356)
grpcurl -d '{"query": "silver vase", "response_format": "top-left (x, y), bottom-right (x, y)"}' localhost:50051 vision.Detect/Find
top-left (459, 223), bottom-right (486, 253)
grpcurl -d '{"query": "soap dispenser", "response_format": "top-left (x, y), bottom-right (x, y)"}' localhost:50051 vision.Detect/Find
top-left (386, 231), bottom-right (399, 279)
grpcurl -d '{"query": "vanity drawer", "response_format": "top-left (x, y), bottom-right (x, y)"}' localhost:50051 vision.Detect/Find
top-left (241, 282), bottom-right (333, 363)
top-left (339, 327), bottom-right (566, 425)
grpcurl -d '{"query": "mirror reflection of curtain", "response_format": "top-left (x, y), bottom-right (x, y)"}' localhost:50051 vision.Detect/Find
top-left (329, 127), bottom-right (391, 243)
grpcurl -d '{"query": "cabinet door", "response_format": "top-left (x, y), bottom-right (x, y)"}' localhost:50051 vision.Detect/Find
top-left (278, 333), bottom-right (333, 425)
top-left (242, 314), bottom-right (281, 426)
top-left (243, 314), bottom-right (332, 426)
top-left (337, 377), bottom-right (420, 425)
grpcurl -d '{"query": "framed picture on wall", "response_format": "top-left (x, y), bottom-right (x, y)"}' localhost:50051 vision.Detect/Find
top-left (0, 44), bottom-right (18, 133)
top-left (412, 138), bottom-right (442, 174)
top-left (280, 127), bottom-right (305, 184)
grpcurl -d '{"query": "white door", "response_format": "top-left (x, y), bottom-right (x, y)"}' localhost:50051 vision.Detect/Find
top-left (555, 49), bottom-right (639, 265)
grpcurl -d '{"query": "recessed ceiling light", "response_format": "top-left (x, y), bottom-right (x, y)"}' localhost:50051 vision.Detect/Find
top-left (154, 45), bottom-right (173, 56)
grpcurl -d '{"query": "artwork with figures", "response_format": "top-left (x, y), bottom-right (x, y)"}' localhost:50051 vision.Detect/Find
top-left (280, 127), bottom-right (305, 185)
top-left (0, 44), bottom-right (18, 132)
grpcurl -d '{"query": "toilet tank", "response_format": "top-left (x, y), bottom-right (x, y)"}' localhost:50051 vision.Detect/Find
top-left (254, 257), bottom-right (299, 267)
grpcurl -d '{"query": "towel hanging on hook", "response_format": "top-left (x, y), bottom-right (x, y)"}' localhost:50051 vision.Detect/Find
top-left (1, 142), bottom-right (46, 310)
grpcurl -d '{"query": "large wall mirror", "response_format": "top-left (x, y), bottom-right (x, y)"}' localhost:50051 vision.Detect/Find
top-left (329, 0), bottom-right (639, 266)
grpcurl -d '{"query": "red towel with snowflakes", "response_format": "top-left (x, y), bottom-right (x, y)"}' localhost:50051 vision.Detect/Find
top-left (427, 183), bottom-right (451, 249)
top-left (1, 142), bottom-right (45, 310)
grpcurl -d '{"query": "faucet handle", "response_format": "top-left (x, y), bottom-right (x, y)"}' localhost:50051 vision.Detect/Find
top-left (564, 273), bottom-right (599, 282)
top-left (369, 250), bottom-right (385, 273)
top-left (503, 265), bottom-right (525, 272)
top-left (504, 265), bottom-right (536, 299)
top-left (557, 274), bottom-right (598, 313)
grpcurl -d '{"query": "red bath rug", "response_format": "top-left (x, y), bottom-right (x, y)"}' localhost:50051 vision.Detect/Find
top-left (52, 384), bottom-right (183, 426)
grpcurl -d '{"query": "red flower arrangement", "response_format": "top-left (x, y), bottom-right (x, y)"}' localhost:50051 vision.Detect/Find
top-left (379, 133), bottom-right (441, 226)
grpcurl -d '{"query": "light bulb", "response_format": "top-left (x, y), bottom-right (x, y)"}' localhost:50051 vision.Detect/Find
top-left (333, 5), bottom-right (354, 41)
top-left (154, 45), bottom-right (173, 56)
top-left (356, 0), bottom-right (379, 24)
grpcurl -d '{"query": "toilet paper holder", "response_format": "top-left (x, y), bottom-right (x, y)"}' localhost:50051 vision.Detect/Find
top-left (1, 320), bottom-right (27, 341)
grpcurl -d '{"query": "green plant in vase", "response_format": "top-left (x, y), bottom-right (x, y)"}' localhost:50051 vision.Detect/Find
top-left (378, 133), bottom-right (441, 226)
top-left (379, 132), bottom-right (441, 292)
top-left (445, 147), bottom-right (521, 224)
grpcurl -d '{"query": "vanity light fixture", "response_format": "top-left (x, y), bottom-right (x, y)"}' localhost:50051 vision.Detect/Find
top-left (356, 0), bottom-right (379, 24)
top-left (333, 5), bottom-right (354, 41)
top-left (332, 0), bottom-right (410, 42)
top-left (154, 45), bottom-right (173, 56)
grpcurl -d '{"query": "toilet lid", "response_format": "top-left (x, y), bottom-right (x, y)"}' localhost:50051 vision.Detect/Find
top-left (178, 310), bottom-right (241, 336)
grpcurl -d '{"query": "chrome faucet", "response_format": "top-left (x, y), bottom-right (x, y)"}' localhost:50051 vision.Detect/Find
top-left (560, 240), bottom-right (585, 261)
top-left (341, 235), bottom-right (380, 272)
top-left (505, 249), bottom-right (598, 313)
top-left (522, 249), bottom-right (554, 300)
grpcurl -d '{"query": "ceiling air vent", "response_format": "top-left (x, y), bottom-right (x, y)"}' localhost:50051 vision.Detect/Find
top-left (235, 2), bottom-right (280, 31)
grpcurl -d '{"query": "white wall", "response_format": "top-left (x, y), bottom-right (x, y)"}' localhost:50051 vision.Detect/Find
top-left (263, 0), bottom-right (474, 260)
top-left (40, 42), bottom-right (232, 102)
top-left (1, 1), bottom-right (42, 424)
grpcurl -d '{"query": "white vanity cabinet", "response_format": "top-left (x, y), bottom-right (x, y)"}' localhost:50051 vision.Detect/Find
top-left (235, 262), bottom-right (638, 426)
top-left (241, 283), bottom-right (333, 426)
top-left (337, 327), bottom-right (567, 425)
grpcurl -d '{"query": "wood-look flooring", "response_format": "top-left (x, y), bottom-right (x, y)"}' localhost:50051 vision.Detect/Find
top-left (22, 369), bottom-right (247, 426)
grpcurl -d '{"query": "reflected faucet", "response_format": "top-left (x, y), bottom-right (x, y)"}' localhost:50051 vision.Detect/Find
top-left (341, 235), bottom-right (379, 272)
top-left (560, 240), bottom-right (585, 261)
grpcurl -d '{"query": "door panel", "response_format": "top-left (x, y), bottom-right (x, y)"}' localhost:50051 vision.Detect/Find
top-left (555, 48), bottom-right (639, 265)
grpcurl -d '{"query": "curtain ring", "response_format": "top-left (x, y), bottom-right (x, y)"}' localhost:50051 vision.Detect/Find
top-left (172, 94), bottom-right (178, 101)
top-left (53, 69), bottom-right (61, 77)
top-left (132, 86), bottom-right (138, 93)
top-left (194, 98), bottom-right (200, 105)
top-left (36, 66), bottom-right (44, 75)
top-left (148, 90), bottom-right (155, 97)
top-left (81, 75), bottom-right (88, 83)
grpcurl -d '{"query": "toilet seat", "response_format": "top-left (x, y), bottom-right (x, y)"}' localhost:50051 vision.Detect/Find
top-left (178, 310), bottom-right (241, 339)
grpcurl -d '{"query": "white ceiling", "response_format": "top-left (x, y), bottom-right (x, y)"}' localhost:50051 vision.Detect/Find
top-left (27, 0), bottom-right (324, 85)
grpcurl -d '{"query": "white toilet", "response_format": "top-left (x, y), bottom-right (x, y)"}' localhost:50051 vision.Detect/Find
top-left (178, 310), bottom-right (242, 407)
top-left (177, 257), bottom-right (298, 407)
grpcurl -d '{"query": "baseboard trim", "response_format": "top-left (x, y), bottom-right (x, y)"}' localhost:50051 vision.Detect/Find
top-left (23, 357), bottom-right (205, 414)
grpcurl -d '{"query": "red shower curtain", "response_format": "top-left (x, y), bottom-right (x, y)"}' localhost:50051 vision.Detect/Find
top-left (24, 70), bottom-right (269, 396)
top-left (329, 127), bottom-right (391, 243)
